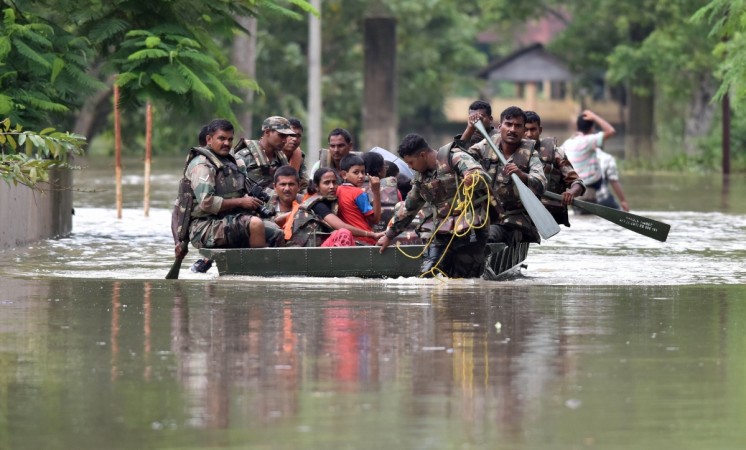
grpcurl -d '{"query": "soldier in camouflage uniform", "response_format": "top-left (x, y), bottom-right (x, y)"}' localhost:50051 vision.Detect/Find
top-left (524, 111), bottom-right (585, 227)
top-left (187, 119), bottom-right (284, 249)
top-left (281, 118), bottom-right (310, 193)
top-left (456, 100), bottom-right (500, 147)
top-left (378, 133), bottom-right (491, 278)
top-left (233, 116), bottom-right (296, 189)
top-left (467, 106), bottom-right (547, 244)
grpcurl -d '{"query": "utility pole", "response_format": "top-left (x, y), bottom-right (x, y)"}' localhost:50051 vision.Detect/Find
top-left (306, 0), bottom-right (322, 171)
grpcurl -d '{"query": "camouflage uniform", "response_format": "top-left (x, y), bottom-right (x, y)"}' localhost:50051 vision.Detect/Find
top-left (536, 137), bottom-right (585, 226)
top-left (364, 176), bottom-right (400, 232)
top-left (454, 125), bottom-right (499, 149)
top-left (467, 136), bottom-right (546, 244)
top-left (186, 147), bottom-right (283, 248)
top-left (232, 116), bottom-right (295, 189)
top-left (385, 143), bottom-right (491, 278)
top-left (233, 139), bottom-right (289, 189)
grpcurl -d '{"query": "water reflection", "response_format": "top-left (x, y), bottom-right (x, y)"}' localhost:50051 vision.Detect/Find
top-left (2, 158), bottom-right (746, 449)
top-left (2, 278), bottom-right (746, 448)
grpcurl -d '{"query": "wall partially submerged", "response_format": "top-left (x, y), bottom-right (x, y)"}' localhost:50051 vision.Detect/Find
top-left (0, 169), bottom-right (73, 250)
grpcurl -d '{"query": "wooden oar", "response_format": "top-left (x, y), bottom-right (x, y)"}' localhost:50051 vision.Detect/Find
top-left (165, 242), bottom-right (188, 279)
top-left (543, 191), bottom-right (670, 242)
top-left (474, 121), bottom-right (560, 240)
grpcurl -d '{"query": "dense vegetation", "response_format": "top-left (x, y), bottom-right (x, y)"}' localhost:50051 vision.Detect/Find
top-left (1, 0), bottom-right (745, 188)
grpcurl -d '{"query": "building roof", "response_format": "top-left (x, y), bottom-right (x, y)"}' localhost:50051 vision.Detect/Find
top-left (477, 43), bottom-right (573, 83)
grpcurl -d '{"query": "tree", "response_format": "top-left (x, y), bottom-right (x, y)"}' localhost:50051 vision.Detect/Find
top-left (0, 7), bottom-right (104, 129)
top-left (253, 0), bottom-right (488, 144)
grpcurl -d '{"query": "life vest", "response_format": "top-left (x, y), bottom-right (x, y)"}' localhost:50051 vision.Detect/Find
top-left (287, 194), bottom-right (339, 247)
top-left (537, 137), bottom-right (571, 226)
top-left (363, 176), bottom-right (400, 232)
top-left (234, 139), bottom-right (289, 188)
top-left (186, 147), bottom-right (247, 218)
top-left (413, 143), bottom-right (461, 218)
top-left (537, 137), bottom-right (566, 195)
top-left (492, 139), bottom-right (536, 212)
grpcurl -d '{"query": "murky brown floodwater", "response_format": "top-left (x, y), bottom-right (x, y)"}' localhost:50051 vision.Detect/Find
top-left (0, 157), bottom-right (745, 449)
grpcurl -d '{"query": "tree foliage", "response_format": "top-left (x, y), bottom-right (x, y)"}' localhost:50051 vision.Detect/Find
top-left (254, 0), bottom-right (488, 142)
top-left (0, 118), bottom-right (85, 187)
top-left (693, 0), bottom-right (746, 101)
top-left (0, 7), bottom-right (104, 129)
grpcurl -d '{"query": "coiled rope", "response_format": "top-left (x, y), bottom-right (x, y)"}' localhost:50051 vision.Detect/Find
top-left (395, 171), bottom-right (491, 278)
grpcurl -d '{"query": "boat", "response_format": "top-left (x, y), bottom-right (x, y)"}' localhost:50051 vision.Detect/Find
top-left (198, 242), bottom-right (529, 279)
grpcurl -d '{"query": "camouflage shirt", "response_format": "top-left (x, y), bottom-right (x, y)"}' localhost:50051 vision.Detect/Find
top-left (537, 137), bottom-right (585, 195)
top-left (233, 139), bottom-right (289, 189)
top-left (466, 136), bottom-right (546, 236)
top-left (385, 143), bottom-right (490, 238)
top-left (536, 137), bottom-right (585, 226)
top-left (186, 150), bottom-right (247, 218)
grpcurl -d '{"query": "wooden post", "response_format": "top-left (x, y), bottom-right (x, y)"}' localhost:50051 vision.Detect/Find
top-left (114, 84), bottom-right (123, 219)
top-left (362, 8), bottom-right (397, 152)
top-left (144, 102), bottom-right (152, 217)
top-left (525, 82), bottom-right (538, 112)
top-left (723, 93), bottom-right (731, 176)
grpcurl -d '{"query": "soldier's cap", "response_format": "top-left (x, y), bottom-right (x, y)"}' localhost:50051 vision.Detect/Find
top-left (262, 116), bottom-right (296, 135)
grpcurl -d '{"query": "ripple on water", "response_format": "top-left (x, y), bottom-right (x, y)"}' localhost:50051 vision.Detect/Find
top-left (0, 207), bottom-right (744, 286)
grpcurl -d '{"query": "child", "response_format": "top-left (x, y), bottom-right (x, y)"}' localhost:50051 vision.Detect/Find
top-left (335, 154), bottom-right (381, 245)
top-left (363, 152), bottom-right (402, 231)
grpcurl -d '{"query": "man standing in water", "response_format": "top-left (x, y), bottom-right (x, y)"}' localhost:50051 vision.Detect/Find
top-left (378, 133), bottom-right (491, 278)
top-left (524, 110), bottom-right (585, 227)
top-left (560, 109), bottom-right (616, 199)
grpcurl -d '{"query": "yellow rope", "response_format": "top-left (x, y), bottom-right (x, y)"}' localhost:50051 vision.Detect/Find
top-left (394, 172), bottom-right (492, 278)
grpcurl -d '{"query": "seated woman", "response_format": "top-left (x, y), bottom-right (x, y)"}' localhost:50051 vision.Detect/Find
top-left (289, 168), bottom-right (385, 247)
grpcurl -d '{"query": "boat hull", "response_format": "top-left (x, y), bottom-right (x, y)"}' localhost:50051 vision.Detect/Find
top-left (199, 242), bottom-right (529, 279)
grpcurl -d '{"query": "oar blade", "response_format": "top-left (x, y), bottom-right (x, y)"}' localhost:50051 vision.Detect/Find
top-left (573, 198), bottom-right (670, 242)
top-left (543, 191), bottom-right (670, 242)
top-left (165, 257), bottom-right (183, 279)
top-left (513, 175), bottom-right (560, 240)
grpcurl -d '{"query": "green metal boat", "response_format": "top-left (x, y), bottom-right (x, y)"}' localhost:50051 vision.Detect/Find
top-left (198, 242), bottom-right (529, 279)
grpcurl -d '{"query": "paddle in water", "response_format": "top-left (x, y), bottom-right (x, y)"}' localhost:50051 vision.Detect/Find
top-left (474, 121), bottom-right (560, 240)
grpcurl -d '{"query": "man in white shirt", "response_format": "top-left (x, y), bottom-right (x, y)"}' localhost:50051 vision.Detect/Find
top-left (560, 109), bottom-right (616, 193)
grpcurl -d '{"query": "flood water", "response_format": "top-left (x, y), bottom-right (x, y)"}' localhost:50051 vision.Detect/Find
top-left (1, 157), bottom-right (745, 449)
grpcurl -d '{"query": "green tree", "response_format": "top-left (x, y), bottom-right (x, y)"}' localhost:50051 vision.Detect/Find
top-left (0, 7), bottom-right (104, 129)
top-left (253, 0), bottom-right (487, 145)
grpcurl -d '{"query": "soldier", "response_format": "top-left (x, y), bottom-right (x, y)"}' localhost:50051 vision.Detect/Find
top-left (233, 116), bottom-right (297, 189)
top-left (457, 100), bottom-right (499, 147)
top-left (377, 133), bottom-right (491, 278)
top-left (468, 106), bottom-right (547, 244)
top-left (187, 119), bottom-right (284, 250)
top-left (282, 118), bottom-right (310, 193)
top-left (524, 110), bottom-right (585, 227)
